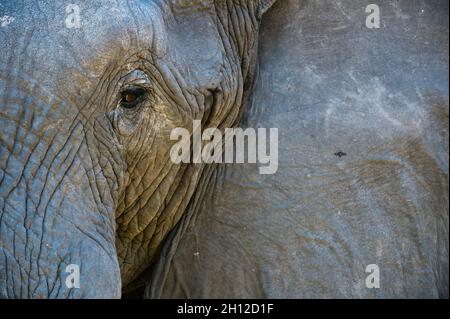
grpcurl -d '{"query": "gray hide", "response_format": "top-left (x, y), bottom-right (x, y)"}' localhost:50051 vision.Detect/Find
top-left (145, 0), bottom-right (449, 298)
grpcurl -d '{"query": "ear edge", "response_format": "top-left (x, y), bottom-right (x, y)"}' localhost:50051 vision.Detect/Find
top-left (257, 0), bottom-right (277, 17)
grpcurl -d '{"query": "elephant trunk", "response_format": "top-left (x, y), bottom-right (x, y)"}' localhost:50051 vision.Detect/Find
top-left (0, 95), bottom-right (121, 298)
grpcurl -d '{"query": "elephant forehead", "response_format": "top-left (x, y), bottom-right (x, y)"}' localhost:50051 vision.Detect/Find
top-left (1, 1), bottom-right (170, 92)
top-left (62, 2), bottom-right (169, 77)
top-left (86, 2), bottom-right (168, 55)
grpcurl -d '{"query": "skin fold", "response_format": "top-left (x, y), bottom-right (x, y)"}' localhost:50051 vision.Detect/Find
top-left (0, 0), bottom-right (276, 298)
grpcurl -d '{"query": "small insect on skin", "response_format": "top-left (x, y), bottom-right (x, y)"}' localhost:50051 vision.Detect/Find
top-left (334, 151), bottom-right (347, 158)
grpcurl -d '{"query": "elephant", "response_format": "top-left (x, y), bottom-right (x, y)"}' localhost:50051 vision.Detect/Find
top-left (0, 0), bottom-right (448, 299)
top-left (141, 0), bottom-right (449, 298)
top-left (0, 0), bottom-right (278, 298)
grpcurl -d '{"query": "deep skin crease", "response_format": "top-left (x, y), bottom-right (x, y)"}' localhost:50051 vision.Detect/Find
top-left (0, 0), bottom-right (277, 298)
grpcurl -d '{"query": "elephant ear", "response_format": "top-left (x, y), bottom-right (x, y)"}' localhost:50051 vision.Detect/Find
top-left (255, 0), bottom-right (277, 18)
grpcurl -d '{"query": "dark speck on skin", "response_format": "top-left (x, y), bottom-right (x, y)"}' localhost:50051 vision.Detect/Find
top-left (334, 151), bottom-right (347, 158)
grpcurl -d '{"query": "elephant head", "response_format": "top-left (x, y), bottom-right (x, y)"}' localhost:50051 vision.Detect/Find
top-left (0, 0), bottom-right (276, 298)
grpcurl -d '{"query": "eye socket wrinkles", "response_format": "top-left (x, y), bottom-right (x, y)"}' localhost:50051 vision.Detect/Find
top-left (117, 69), bottom-right (153, 109)
top-left (106, 69), bottom-right (155, 137)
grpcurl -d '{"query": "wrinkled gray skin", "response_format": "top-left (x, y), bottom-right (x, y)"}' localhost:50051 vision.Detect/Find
top-left (145, 0), bottom-right (449, 298)
top-left (0, 0), bottom-right (448, 299)
top-left (0, 0), bottom-right (276, 298)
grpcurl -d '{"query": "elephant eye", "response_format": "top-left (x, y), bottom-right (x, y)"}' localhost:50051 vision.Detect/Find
top-left (119, 87), bottom-right (147, 109)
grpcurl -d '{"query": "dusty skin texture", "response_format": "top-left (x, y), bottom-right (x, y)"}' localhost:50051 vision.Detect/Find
top-left (0, 0), bottom-right (276, 298)
top-left (144, 0), bottom-right (449, 298)
top-left (0, 0), bottom-right (448, 299)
